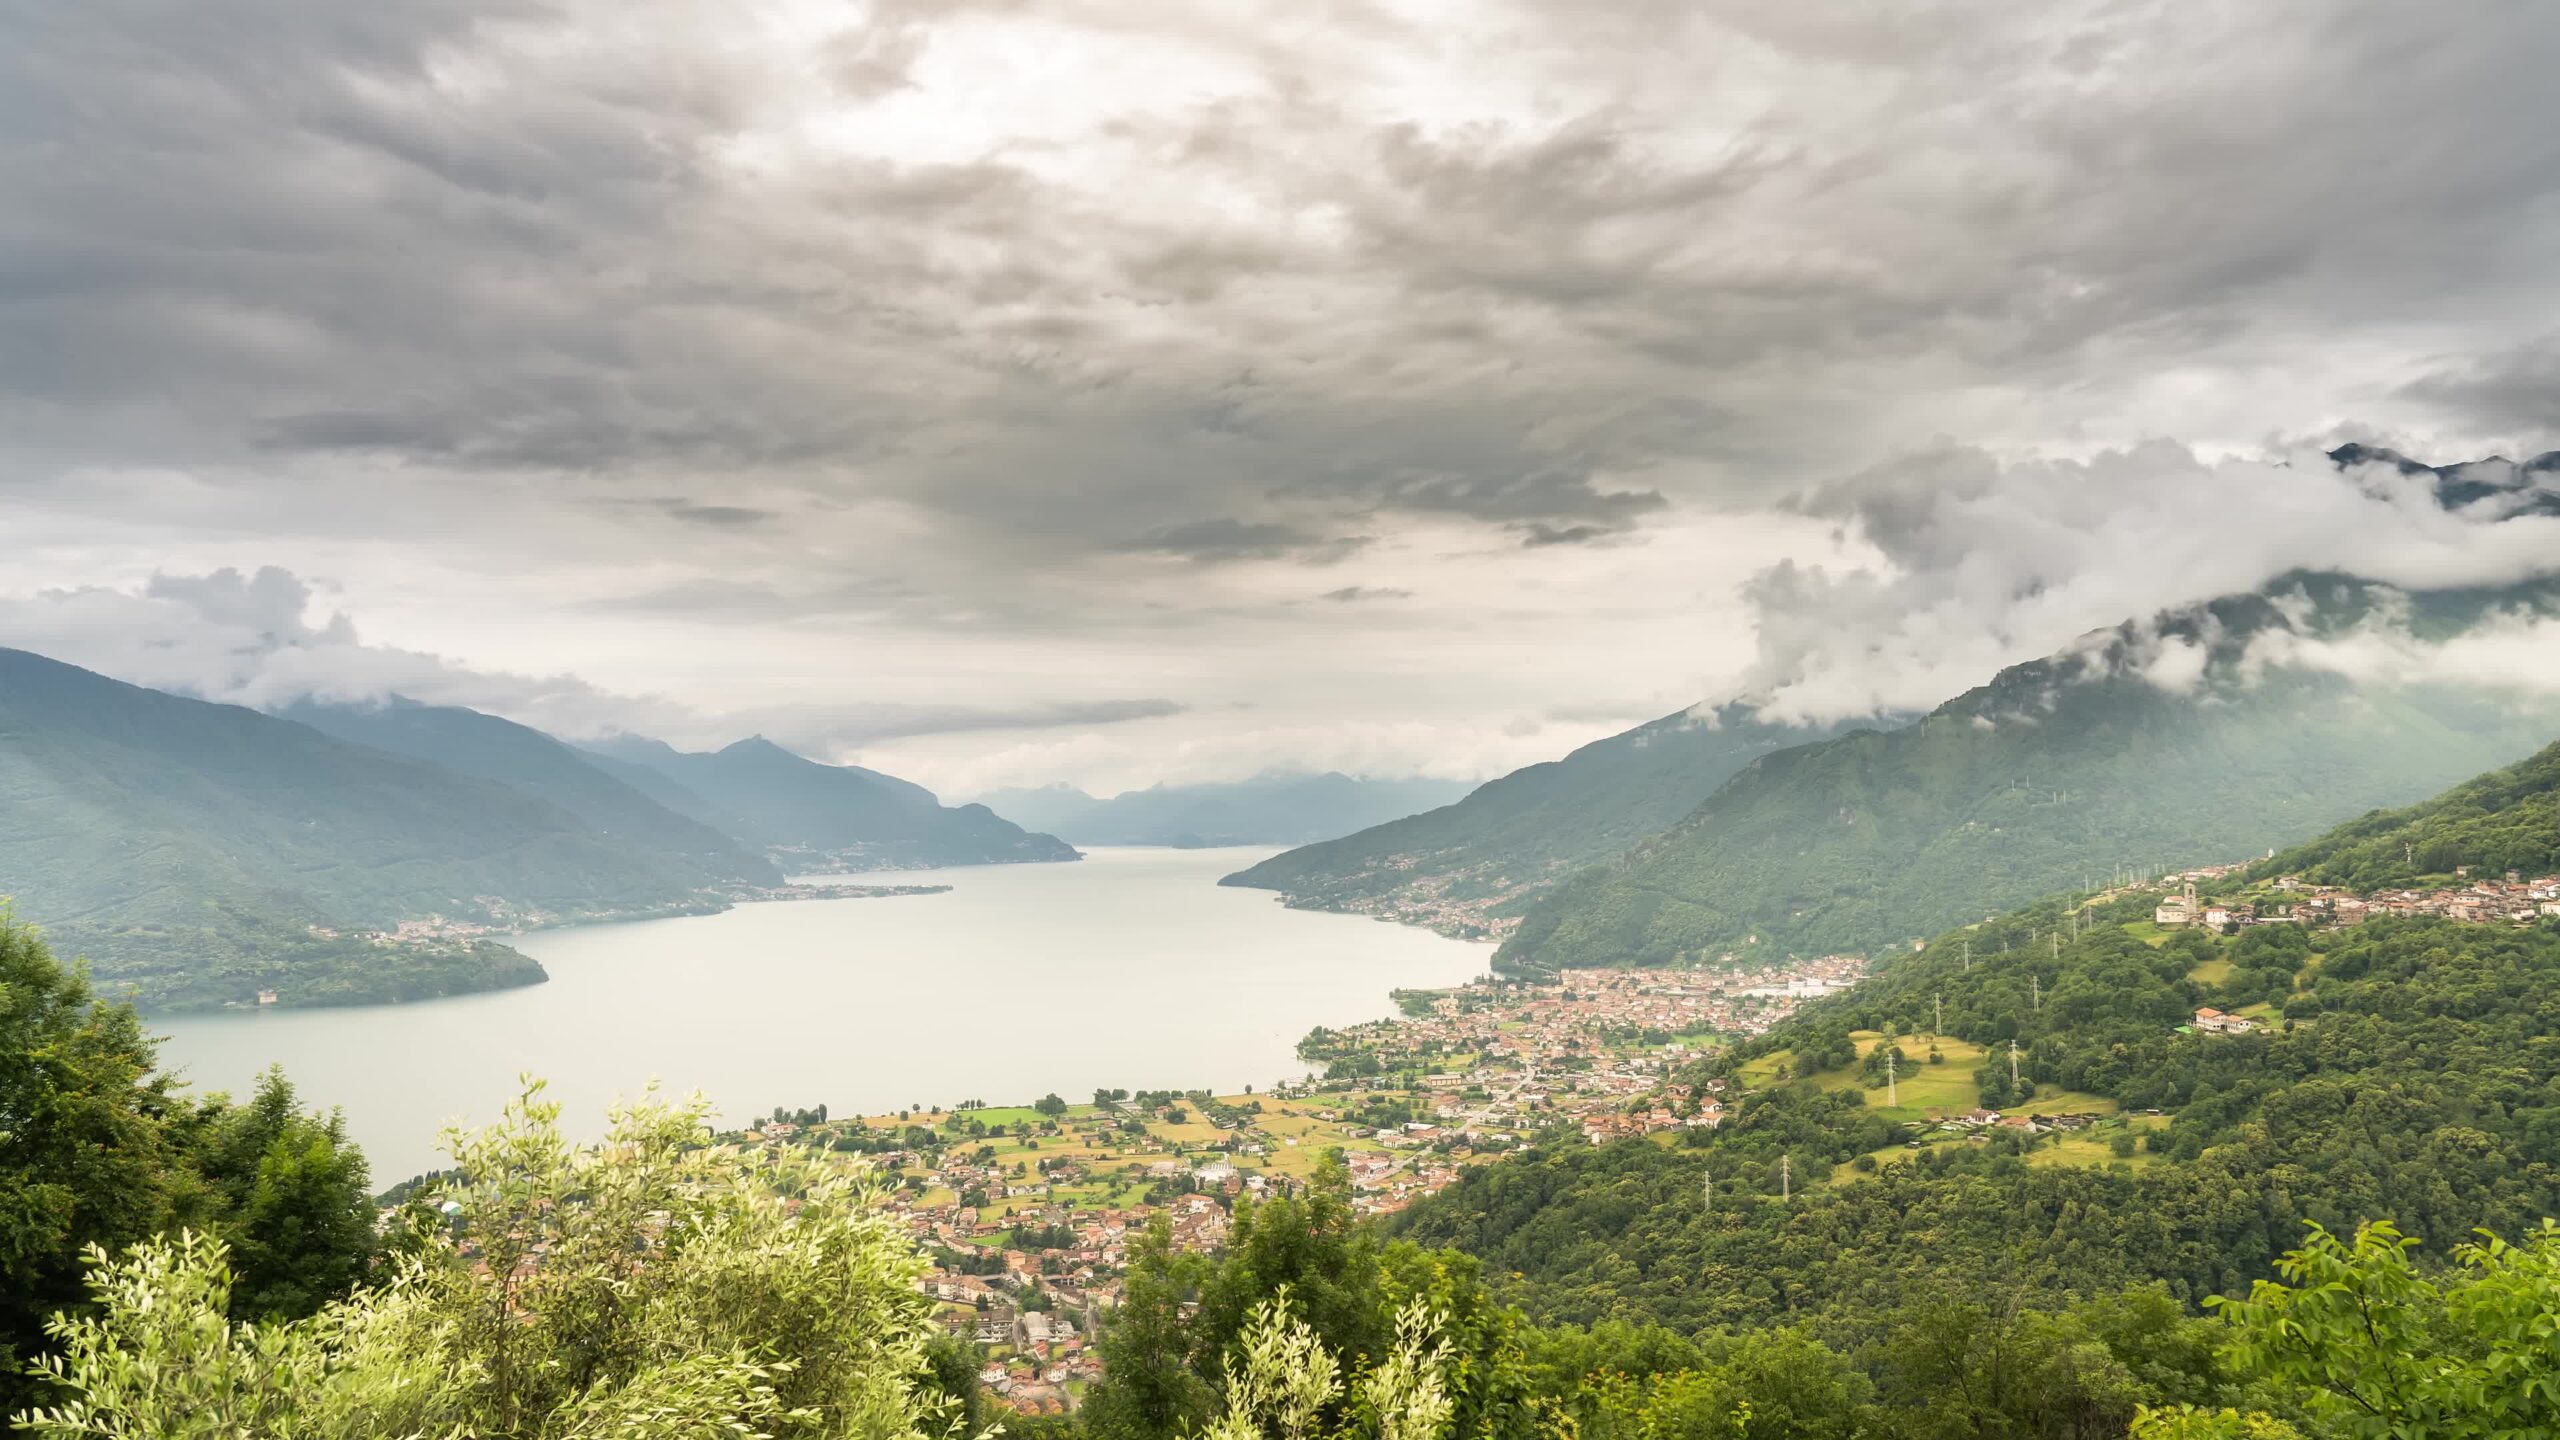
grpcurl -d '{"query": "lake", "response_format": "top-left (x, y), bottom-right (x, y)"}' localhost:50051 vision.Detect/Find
top-left (151, 847), bottom-right (1490, 1180)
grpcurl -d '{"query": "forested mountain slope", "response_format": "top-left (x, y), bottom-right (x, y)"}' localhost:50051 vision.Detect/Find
top-left (0, 649), bottom-right (736, 1009)
top-left (581, 734), bottom-right (1077, 867)
top-left (279, 698), bottom-right (781, 886)
top-left (1399, 781), bottom-right (2560, 1342)
top-left (1220, 705), bottom-right (1860, 937)
top-left (1497, 574), bottom-right (2560, 974)
top-left (980, 772), bottom-right (1473, 848)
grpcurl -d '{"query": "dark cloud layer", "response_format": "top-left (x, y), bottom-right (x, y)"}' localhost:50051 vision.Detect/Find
top-left (3, 0), bottom-right (2558, 790)
top-left (8, 0), bottom-right (2555, 565)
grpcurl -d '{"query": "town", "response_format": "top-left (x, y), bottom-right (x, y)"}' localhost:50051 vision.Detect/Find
top-left (700, 956), bottom-right (1869, 1415)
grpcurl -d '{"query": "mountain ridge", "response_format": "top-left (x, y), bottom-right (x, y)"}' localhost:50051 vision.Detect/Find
top-left (579, 733), bottom-right (1078, 868)
top-left (277, 698), bottom-right (783, 887)
top-left (0, 649), bottom-right (740, 1010)
top-left (1219, 704), bottom-right (1869, 937)
top-left (1496, 572), bottom-right (2560, 974)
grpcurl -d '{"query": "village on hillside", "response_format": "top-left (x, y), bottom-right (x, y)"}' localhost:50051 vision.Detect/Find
top-left (2153, 868), bottom-right (2560, 932)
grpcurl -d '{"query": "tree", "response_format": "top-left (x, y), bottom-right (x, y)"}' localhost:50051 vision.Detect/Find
top-left (18, 1082), bottom-right (958, 1440)
top-left (0, 920), bottom-right (202, 1415)
top-left (1082, 1214), bottom-right (1215, 1440)
top-left (1195, 1289), bottom-right (1454, 1440)
top-left (2186, 1219), bottom-right (2560, 1439)
top-left (192, 1067), bottom-right (377, 1321)
top-left (1036, 1093), bottom-right (1069, 1118)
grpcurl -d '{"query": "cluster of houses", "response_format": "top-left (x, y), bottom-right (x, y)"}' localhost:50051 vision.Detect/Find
top-left (2152, 882), bottom-right (2258, 933)
top-left (1292, 963), bottom-right (1865, 1211)
top-left (2157, 871), bottom-right (2560, 934)
top-left (1579, 1094), bottom-right (1726, 1147)
top-left (2277, 870), bottom-right (2560, 927)
top-left (1937, 1108), bottom-right (2103, 1137)
top-left (696, 955), bottom-right (1871, 1413)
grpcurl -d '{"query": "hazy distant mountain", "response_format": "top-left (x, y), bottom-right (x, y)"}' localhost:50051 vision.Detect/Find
top-left (1496, 573), bottom-right (2560, 975)
top-left (278, 698), bottom-right (781, 887)
top-left (1219, 706), bottom-right (1869, 937)
top-left (0, 650), bottom-right (747, 1010)
top-left (976, 773), bottom-right (1476, 848)
top-left (580, 734), bottom-right (1078, 867)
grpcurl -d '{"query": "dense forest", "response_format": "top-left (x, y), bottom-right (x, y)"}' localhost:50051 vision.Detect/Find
top-left (1497, 577), bottom-right (2560, 975)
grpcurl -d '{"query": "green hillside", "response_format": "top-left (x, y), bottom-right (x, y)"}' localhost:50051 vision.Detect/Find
top-left (279, 698), bottom-right (781, 886)
top-left (0, 650), bottom-right (736, 1010)
top-left (1397, 800), bottom-right (2560, 1342)
top-left (583, 734), bottom-right (1078, 867)
top-left (1220, 705), bottom-right (1859, 935)
top-left (1497, 576), bottom-right (2560, 974)
top-left (2252, 735), bottom-right (2560, 888)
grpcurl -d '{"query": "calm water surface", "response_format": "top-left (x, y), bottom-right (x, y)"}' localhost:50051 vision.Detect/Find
top-left (153, 847), bottom-right (1489, 1180)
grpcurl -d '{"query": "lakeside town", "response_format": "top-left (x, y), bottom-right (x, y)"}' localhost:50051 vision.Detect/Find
top-left (698, 955), bottom-right (1868, 1415)
top-left (310, 879), bottom-right (954, 948)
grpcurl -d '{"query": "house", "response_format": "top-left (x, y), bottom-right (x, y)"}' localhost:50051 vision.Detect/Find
top-left (2193, 1007), bottom-right (2259, 1035)
top-left (2154, 882), bottom-right (2200, 928)
top-left (2200, 904), bottom-right (2253, 934)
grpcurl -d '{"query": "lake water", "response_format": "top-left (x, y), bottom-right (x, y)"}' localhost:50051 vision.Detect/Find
top-left (152, 847), bottom-right (1490, 1181)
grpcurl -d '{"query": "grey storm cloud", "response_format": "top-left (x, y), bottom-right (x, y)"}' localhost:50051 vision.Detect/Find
top-left (8, 0), bottom-right (2559, 564)
top-left (6, 0), bottom-right (2560, 794)
top-left (2402, 337), bottom-right (2560, 437)
top-left (657, 502), bottom-right (778, 528)
top-left (1117, 518), bottom-right (1370, 565)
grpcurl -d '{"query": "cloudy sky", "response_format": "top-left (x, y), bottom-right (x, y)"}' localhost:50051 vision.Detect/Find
top-left (4, 0), bottom-right (2557, 796)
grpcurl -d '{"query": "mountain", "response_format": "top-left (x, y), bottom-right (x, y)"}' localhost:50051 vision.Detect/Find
top-left (0, 650), bottom-right (748, 1011)
top-left (1218, 705), bottom-right (1865, 938)
top-left (1395, 762), bottom-right (2560, 1340)
top-left (2325, 442), bottom-right (2560, 513)
top-left (1230, 445), bottom-right (2560, 946)
top-left (1496, 573), bottom-right (2560, 975)
top-left (975, 773), bottom-right (1475, 848)
top-left (580, 734), bottom-right (1077, 868)
top-left (2251, 734), bottom-right (2560, 890)
top-left (276, 698), bottom-right (782, 887)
